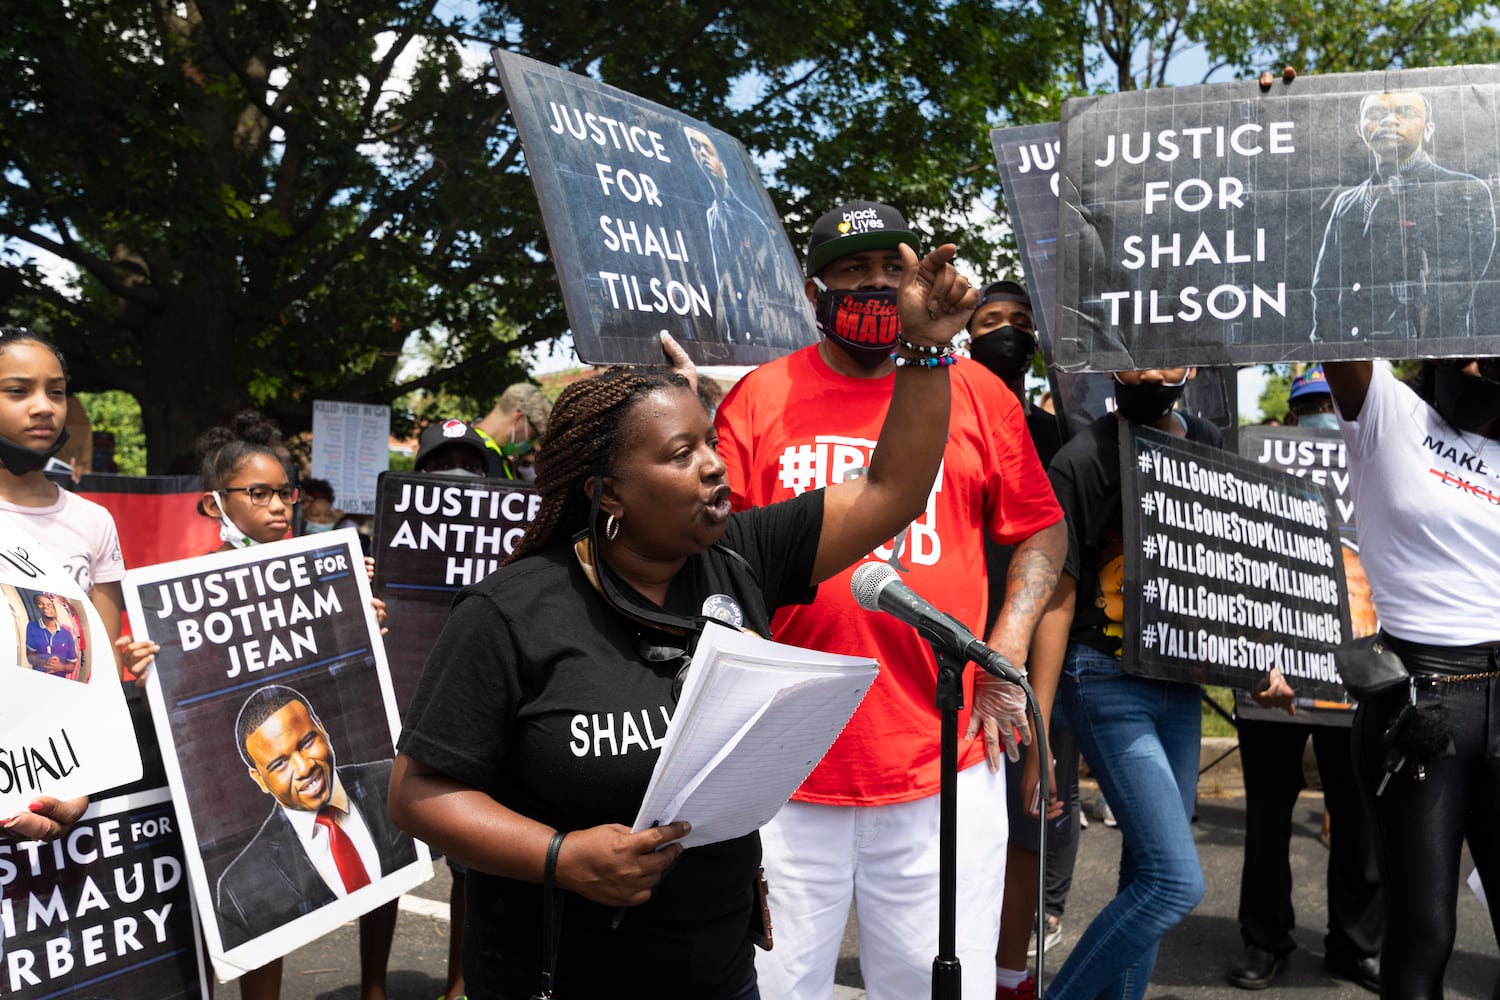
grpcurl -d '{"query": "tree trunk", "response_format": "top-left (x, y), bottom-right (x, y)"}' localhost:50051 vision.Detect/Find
top-left (136, 271), bottom-right (251, 474)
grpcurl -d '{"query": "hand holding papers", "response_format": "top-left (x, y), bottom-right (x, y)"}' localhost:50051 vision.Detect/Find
top-left (632, 625), bottom-right (877, 849)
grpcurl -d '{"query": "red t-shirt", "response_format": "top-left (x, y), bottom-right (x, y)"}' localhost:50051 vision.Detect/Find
top-left (714, 345), bottom-right (1063, 805)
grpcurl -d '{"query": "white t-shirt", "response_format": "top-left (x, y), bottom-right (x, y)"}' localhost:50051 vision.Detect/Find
top-left (1340, 364), bottom-right (1500, 645)
top-left (0, 488), bottom-right (126, 595)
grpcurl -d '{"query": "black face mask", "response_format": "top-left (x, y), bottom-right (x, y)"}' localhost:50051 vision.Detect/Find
top-left (969, 326), bottom-right (1038, 382)
top-left (1112, 378), bottom-right (1187, 423)
top-left (0, 427), bottom-right (69, 476)
top-left (1433, 364), bottom-right (1500, 437)
top-left (814, 284), bottom-right (901, 370)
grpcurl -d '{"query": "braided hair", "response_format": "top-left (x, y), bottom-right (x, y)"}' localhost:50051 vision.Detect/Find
top-left (196, 409), bottom-right (291, 497)
top-left (506, 366), bottom-right (691, 564)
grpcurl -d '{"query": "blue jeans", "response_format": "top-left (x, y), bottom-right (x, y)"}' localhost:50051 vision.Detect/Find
top-left (1046, 644), bottom-right (1205, 1000)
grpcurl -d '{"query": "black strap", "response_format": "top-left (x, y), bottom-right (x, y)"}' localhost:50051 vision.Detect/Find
top-left (534, 831), bottom-right (568, 999)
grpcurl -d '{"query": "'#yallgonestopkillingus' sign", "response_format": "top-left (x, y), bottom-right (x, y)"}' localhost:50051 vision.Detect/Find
top-left (1121, 424), bottom-right (1350, 696)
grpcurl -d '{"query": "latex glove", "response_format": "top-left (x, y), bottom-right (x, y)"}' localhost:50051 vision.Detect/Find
top-left (965, 670), bottom-right (1031, 770)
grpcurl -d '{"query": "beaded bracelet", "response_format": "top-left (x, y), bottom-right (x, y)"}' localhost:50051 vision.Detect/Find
top-left (890, 352), bottom-right (957, 368)
top-left (897, 336), bottom-right (951, 357)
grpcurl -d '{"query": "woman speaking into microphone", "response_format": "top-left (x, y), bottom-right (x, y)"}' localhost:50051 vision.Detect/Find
top-left (389, 242), bottom-right (976, 999)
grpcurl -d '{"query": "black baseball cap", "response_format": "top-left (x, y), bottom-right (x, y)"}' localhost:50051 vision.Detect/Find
top-left (978, 280), bottom-right (1031, 307)
top-left (805, 200), bottom-right (920, 277)
top-left (414, 419), bottom-right (489, 470)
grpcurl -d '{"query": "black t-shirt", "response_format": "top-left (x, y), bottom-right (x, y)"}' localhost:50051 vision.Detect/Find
top-left (398, 491), bottom-right (823, 998)
top-left (1049, 412), bottom-right (1221, 656)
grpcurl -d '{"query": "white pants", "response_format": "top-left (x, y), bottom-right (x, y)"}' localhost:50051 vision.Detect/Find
top-left (755, 763), bottom-right (1008, 1000)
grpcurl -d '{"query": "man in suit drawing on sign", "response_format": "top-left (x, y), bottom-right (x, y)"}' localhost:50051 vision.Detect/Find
top-left (1311, 90), bottom-right (1495, 343)
top-left (216, 685), bottom-right (417, 950)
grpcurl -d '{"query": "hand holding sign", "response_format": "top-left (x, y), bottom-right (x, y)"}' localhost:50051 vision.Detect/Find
top-left (659, 331), bottom-right (699, 396)
top-left (1, 793), bottom-right (88, 843)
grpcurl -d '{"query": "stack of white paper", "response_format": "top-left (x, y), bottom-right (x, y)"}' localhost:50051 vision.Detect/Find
top-left (633, 624), bottom-right (878, 848)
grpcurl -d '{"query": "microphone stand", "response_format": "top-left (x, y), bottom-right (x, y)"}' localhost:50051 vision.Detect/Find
top-left (926, 643), bottom-right (1052, 1000)
top-left (1027, 683), bottom-right (1051, 989)
top-left (929, 641), bottom-right (964, 1000)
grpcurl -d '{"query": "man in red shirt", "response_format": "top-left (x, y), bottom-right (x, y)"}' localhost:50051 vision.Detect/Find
top-left (715, 200), bottom-right (1066, 1000)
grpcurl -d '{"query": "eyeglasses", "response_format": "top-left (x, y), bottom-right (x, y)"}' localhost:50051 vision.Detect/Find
top-left (636, 634), bottom-right (693, 703)
top-left (221, 485), bottom-right (299, 506)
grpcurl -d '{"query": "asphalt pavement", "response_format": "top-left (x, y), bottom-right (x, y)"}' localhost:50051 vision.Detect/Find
top-left (274, 739), bottom-right (1498, 998)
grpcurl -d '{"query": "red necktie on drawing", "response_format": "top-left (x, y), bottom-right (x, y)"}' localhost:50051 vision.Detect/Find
top-left (315, 806), bottom-right (371, 892)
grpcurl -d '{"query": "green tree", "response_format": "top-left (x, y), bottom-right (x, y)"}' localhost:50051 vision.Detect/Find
top-left (1, 0), bottom-right (1052, 470)
top-left (1256, 368), bottom-right (1293, 424)
top-left (76, 391), bottom-right (147, 475)
top-left (1188, 0), bottom-right (1500, 77)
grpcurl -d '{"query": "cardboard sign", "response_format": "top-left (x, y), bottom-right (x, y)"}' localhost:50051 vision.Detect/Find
top-left (1121, 425), bottom-right (1350, 699)
top-left (0, 526), bottom-right (142, 812)
top-left (990, 122), bottom-right (1238, 440)
top-left (1057, 65), bottom-right (1500, 370)
top-left (370, 472), bottom-right (541, 711)
top-left (123, 531), bottom-right (430, 981)
top-left (1238, 423), bottom-right (1369, 722)
top-left (493, 49), bottom-right (815, 367)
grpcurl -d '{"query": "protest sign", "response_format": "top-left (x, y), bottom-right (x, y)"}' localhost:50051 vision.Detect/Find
top-left (1240, 425), bottom-right (1355, 533)
top-left (0, 787), bottom-right (208, 999)
top-left (990, 122), bottom-right (1238, 440)
top-left (1121, 425), bottom-right (1349, 700)
top-left (991, 123), bottom-right (1065, 356)
top-left (1238, 423), bottom-right (1367, 721)
top-left (311, 400), bottom-right (390, 515)
top-left (1057, 65), bottom-right (1500, 371)
top-left (0, 526), bottom-right (141, 814)
top-left (493, 49), bottom-right (814, 367)
top-left (371, 472), bottom-right (541, 711)
top-left (124, 531), bottom-right (430, 981)
top-left (0, 638), bottom-right (204, 998)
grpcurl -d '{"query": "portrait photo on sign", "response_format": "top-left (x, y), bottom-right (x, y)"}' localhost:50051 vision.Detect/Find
top-left (1057, 64), bottom-right (1500, 371)
top-left (0, 529), bottom-right (142, 815)
top-left (492, 49), bottom-right (814, 368)
top-left (124, 532), bottom-right (430, 980)
top-left (8, 586), bottom-right (91, 683)
top-left (213, 681), bottom-right (418, 950)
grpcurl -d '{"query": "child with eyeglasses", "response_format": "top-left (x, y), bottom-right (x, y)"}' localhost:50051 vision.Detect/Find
top-left (190, 409), bottom-right (395, 1000)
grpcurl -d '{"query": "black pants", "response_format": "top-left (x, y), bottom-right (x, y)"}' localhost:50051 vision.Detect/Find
top-left (1352, 637), bottom-right (1500, 999)
top-left (1005, 713), bottom-right (1082, 918)
top-left (1235, 716), bottom-right (1382, 960)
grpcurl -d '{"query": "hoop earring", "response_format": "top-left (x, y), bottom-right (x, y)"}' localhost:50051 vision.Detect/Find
top-left (605, 514), bottom-right (620, 541)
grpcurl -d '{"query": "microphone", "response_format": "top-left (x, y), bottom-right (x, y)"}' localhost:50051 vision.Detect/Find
top-left (850, 562), bottom-right (1027, 684)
